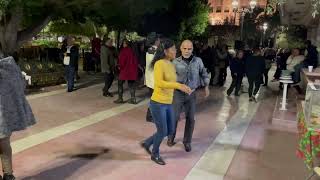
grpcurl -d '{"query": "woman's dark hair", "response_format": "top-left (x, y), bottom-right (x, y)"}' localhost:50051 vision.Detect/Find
top-left (121, 39), bottom-right (130, 48)
top-left (150, 38), bottom-right (175, 69)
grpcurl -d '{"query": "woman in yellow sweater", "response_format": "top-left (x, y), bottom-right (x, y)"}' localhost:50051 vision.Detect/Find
top-left (140, 39), bottom-right (192, 165)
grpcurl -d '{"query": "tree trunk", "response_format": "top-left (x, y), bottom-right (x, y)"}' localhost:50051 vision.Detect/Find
top-left (0, 6), bottom-right (23, 57)
top-left (0, 5), bottom-right (51, 58)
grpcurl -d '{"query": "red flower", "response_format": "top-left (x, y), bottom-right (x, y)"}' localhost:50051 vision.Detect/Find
top-left (296, 150), bottom-right (305, 159)
top-left (311, 135), bottom-right (319, 142)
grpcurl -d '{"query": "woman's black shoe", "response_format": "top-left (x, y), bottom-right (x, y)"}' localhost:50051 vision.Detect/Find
top-left (3, 174), bottom-right (15, 180)
top-left (103, 92), bottom-right (113, 97)
top-left (167, 137), bottom-right (176, 147)
top-left (151, 155), bottom-right (166, 165)
top-left (184, 143), bottom-right (192, 152)
top-left (140, 142), bottom-right (151, 155)
top-left (128, 98), bottom-right (137, 104)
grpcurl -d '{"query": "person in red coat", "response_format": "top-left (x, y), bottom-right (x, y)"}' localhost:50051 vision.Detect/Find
top-left (114, 39), bottom-right (139, 104)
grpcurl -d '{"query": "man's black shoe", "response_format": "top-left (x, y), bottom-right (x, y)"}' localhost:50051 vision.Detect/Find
top-left (151, 155), bottom-right (166, 165)
top-left (128, 98), bottom-right (138, 104)
top-left (103, 92), bottom-right (113, 97)
top-left (184, 143), bottom-right (192, 152)
top-left (3, 174), bottom-right (15, 180)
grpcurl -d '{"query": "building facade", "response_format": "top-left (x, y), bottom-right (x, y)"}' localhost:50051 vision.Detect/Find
top-left (208, 0), bottom-right (267, 26)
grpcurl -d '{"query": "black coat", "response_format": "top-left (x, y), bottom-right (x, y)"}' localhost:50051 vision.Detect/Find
top-left (63, 45), bottom-right (79, 67)
top-left (199, 47), bottom-right (215, 70)
top-left (245, 55), bottom-right (266, 78)
top-left (230, 58), bottom-right (245, 75)
top-left (305, 45), bottom-right (318, 68)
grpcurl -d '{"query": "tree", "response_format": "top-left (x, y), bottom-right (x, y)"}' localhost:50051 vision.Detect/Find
top-left (48, 20), bottom-right (107, 38)
top-left (177, 0), bottom-right (210, 40)
top-left (276, 25), bottom-right (307, 49)
top-left (0, 0), bottom-right (94, 56)
top-left (0, 0), bottom-right (170, 57)
top-left (137, 0), bottom-right (210, 40)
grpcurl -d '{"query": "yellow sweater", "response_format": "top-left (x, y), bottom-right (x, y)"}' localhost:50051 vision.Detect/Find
top-left (151, 59), bottom-right (182, 104)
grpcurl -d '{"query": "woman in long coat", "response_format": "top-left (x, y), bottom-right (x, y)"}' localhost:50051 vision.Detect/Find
top-left (0, 56), bottom-right (36, 180)
top-left (114, 39), bottom-right (139, 104)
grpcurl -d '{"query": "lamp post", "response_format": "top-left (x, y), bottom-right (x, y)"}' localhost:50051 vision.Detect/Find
top-left (232, 0), bottom-right (257, 41)
top-left (260, 22), bottom-right (268, 47)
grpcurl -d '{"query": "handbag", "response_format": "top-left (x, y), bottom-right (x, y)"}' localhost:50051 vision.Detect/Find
top-left (63, 56), bottom-right (70, 65)
top-left (63, 47), bottom-right (71, 65)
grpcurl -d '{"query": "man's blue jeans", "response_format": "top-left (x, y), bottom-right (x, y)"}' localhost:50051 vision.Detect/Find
top-left (66, 65), bottom-right (75, 91)
top-left (292, 63), bottom-right (304, 83)
top-left (144, 100), bottom-right (175, 156)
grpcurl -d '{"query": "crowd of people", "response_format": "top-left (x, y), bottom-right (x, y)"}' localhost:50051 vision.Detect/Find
top-left (57, 36), bottom-right (320, 167)
top-left (0, 36), bottom-right (317, 180)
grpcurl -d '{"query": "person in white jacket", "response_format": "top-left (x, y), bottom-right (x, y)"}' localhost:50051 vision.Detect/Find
top-left (287, 48), bottom-right (305, 72)
top-left (286, 48), bottom-right (305, 94)
top-left (145, 37), bottom-right (160, 122)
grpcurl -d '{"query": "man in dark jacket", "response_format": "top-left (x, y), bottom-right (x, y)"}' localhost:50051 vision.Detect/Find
top-left (245, 47), bottom-right (265, 102)
top-left (199, 43), bottom-right (215, 86)
top-left (227, 50), bottom-right (245, 96)
top-left (304, 40), bottom-right (318, 68)
top-left (64, 37), bottom-right (79, 92)
top-left (101, 38), bottom-right (116, 97)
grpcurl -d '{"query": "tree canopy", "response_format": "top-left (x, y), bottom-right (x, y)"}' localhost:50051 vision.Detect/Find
top-left (137, 0), bottom-right (210, 40)
top-left (0, 0), bottom-right (170, 56)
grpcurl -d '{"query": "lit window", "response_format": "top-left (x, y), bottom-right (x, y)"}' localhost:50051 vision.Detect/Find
top-left (216, 6), bottom-right (222, 13)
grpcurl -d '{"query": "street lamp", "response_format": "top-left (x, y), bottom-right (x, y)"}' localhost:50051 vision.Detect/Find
top-left (232, 0), bottom-right (257, 41)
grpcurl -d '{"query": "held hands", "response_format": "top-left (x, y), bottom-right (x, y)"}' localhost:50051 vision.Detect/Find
top-left (180, 84), bottom-right (193, 95)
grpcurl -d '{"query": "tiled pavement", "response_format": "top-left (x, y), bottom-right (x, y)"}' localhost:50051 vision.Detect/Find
top-left (6, 71), bottom-right (310, 180)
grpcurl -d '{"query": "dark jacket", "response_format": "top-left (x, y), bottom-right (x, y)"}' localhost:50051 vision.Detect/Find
top-left (199, 47), bottom-right (215, 70)
top-left (245, 55), bottom-right (266, 78)
top-left (216, 49), bottom-right (230, 68)
top-left (69, 46), bottom-right (79, 67)
top-left (63, 45), bottom-right (79, 67)
top-left (230, 57), bottom-right (245, 75)
top-left (100, 45), bottom-right (116, 73)
top-left (305, 45), bottom-right (318, 68)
